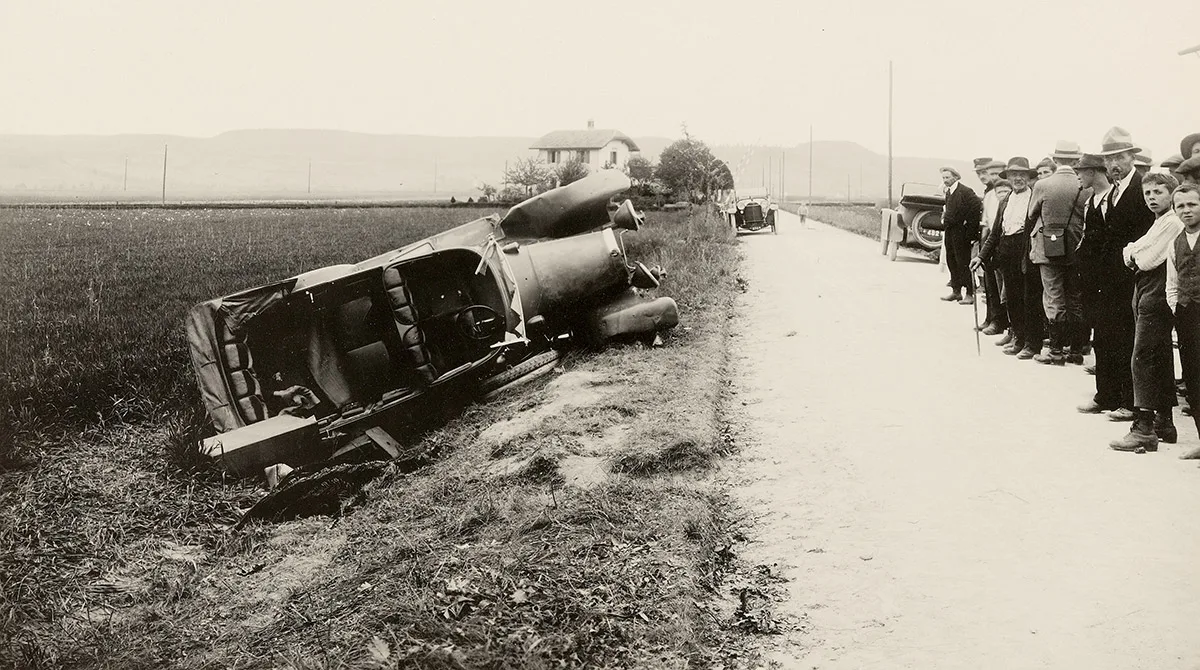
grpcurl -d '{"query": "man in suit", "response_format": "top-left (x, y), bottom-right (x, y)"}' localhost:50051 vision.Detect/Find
top-left (938, 167), bottom-right (983, 304)
top-left (976, 159), bottom-right (1009, 334)
top-left (1074, 154), bottom-right (1133, 415)
top-left (1027, 141), bottom-right (1088, 365)
top-left (1092, 128), bottom-right (1160, 428)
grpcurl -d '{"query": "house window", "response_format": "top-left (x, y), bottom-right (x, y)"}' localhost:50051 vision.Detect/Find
top-left (548, 150), bottom-right (559, 164)
top-left (576, 150), bottom-right (588, 163)
top-left (610, 150), bottom-right (618, 166)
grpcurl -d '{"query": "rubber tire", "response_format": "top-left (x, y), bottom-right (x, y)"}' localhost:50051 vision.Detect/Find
top-left (911, 210), bottom-right (944, 250)
top-left (480, 349), bottom-right (561, 401)
top-left (880, 216), bottom-right (891, 254)
top-left (887, 240), bottom-right (900, 261)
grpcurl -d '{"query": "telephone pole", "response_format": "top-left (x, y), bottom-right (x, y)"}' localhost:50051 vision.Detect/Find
top-left (123, 157), bottom-right (128, 192)
top-left (161, 145), bottom-right (168, 206)
top-left (888, 59), bottom-right (894, 208)
top-left (808, 125), bottom-right (814, 202)
top-left (307, 160), bottom-right (312, 194)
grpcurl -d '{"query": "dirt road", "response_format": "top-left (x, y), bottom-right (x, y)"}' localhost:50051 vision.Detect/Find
top-left (727, 210), bottom-right (1200, 669)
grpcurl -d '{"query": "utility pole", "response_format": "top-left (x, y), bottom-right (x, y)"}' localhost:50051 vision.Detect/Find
top-left (123, 157), bottom-right (128, 192)
top-left (161, 144), bottom-right (168, 206)
top-left (307, 160), bottom-right (312, 194)
top-left (847, 174), bottom-right (851, 203)
top-left (433, 157), bottom-right (438, 193)
top-left (888, 59), bottom-right (894, 209)
top-left (808, 125), bottom-right (814, 203)
top-left (768, 155), bottom-right (773, 193)
top-left (781, 151), bottom-right (786, 202)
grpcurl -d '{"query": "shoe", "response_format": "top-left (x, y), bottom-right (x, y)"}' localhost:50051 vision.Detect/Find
top-left (996, 330), bottom-right (1014, 346)
top-left (1154, 412), bottom-right (1177, 444)
top-left (1182, 403), bottom-right (1192, 417)
top-left (1107, 407), bottom-right (1136, 422)
top-left (1034, 351), bottom-right (1065, 365)
top-left (1016, 347), bottom-right (1037, 360)
top-left (958, 295), bottom-right (975, 305)
top-left (982, 323), bottom-right (1004, 336)
top-left (1110, 410), bottom-right (1158, 453)
top-left (1080, 345), bottom-right (1092, 356)
top-left (940, 292), bottom-right (962, 302)
top-left (1003, 343), bottom-right (1021, 355)
top-left (1077, 399), bottom-right (1113, 414)
top-left (1084, 364), bottom-right (1096, 375)
top-left (1180, 444), bottom-right (1200, 459)
top-left (1065, 353), bottom-right (1084, 365)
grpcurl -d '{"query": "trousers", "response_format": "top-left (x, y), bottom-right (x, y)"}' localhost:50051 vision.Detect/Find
top-left (996, 235), bottom-right (1027, 345)
top-left (944, 226), bottom-right (974, 294)
top-left (1091, 267), bottom-right (1135, 409)
top-left (1131, 266), bottom-right (1176, 410)
top-left (1176, 302), bottom-right (1200, 436)
top-left (1023, 258), bottom-right (1046, 352)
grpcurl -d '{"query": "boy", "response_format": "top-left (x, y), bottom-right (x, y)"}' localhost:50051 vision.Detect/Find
top-left (1166, 184), bottom-right (1200, 459)
top-left (1111, 173), bottom-right (1183, 453)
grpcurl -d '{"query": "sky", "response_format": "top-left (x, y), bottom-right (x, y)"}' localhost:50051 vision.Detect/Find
top-left (1, 0), bottom-right (1198, 161)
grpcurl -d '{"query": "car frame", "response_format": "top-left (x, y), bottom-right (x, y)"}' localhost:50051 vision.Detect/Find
top-left (724, 187), bottom-right (778, 235)
top-left (879, 182), bottom-right (945, 260)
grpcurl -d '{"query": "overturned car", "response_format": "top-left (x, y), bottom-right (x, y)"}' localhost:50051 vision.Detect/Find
top-left (187, 171), bottom-right (679, 476)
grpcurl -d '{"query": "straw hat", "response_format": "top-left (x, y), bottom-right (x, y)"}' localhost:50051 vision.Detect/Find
top-left (1050, 140), bottom-right (1083, 161)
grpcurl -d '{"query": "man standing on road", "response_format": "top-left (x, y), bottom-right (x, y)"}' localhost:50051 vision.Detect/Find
top-left (1110, 171), bottom-right (1182, 453)
top-left (1026, 141), bottom-right (1087, 365)
top-left (1164, 184), bottom-right (1200, 460)
top-left (976, 158), bottom-right (1008, 333)
top-left (972, 158), bottom-right (1037, 356)
top-left (1074, 154), bottom-right (1133, 415)
top-left (1095, 128), bottom-right (1156, 423)
top-left (939, 167), bottom-right (983, 304)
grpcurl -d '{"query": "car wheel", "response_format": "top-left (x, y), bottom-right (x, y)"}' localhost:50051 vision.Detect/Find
top-left (480, 349), bottom-right (561, 401)
top-left (879, 214), bottom-right (891, 254)
top-left (911, 210), bottom-right (943, 250)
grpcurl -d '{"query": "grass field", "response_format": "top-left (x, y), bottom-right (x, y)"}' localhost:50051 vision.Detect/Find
top-left (1, 205), bottom-right (753, 668)
top-left (782, 204), bottom-right (880, 240)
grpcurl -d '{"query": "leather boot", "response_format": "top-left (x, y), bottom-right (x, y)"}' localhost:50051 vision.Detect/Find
top-left (941, 291), bottom-right (962, 302)
top-left (996, 329), bottom-right (1014, 346)
top-left (1110, 410), bottom-right (1158, 452)
top-left (1154, 410), bottom-right (1177, 444)
top-left (1035, 324), bottom-right (1065, 365)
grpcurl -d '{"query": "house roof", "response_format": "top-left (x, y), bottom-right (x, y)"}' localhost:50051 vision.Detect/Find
top-left (530, 129), bottom-right (640, 152)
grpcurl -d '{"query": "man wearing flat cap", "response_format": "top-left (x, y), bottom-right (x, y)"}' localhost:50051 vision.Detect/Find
top-left (938, 166), bottom-right (983, 304)
top-left (1177, 156), bottom-right (1200, 187)
top-left (1026, 141), bottom-right (1088, 365)
top-left (975, 158), bottom-right (1007, 333)
top-left (1181, 132), bottom-right (1200, 161)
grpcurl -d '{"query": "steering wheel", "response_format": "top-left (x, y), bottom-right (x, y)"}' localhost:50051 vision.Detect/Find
top-left (455, 305), bottom-right (502, 341)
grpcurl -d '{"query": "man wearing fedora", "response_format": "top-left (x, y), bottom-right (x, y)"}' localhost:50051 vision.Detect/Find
top-left (1095, 128), bottom-right (1156, 424)
top-left (1026, 141), bottom-right (1088, 365)
top-left (972, 157), bottom-right (1040, 356)
top-left (1074, 154), bottom-right (1136, 415)
top-left (938, 166), bottom-right (982, 304)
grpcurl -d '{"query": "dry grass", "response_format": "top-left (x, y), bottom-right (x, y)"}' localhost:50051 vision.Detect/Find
top-left (1, 205), bottom-right (754, 668)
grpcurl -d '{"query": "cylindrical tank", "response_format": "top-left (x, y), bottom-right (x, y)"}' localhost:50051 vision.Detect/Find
top-left (502, 228), bottom-right (630, 318)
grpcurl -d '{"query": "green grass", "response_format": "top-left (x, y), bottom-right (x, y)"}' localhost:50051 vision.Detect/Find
top-left (782, 203), bottom-right (880, 240)
top-left (1, 205), bottom-right (753, 668)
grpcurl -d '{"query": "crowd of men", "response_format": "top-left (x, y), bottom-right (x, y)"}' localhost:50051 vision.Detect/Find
top-left (936, 127), bottom-right (1200, 458)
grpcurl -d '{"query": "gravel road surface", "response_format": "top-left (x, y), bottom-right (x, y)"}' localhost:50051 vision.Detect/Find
top-left (728, 210), bottom-right (1200, 669)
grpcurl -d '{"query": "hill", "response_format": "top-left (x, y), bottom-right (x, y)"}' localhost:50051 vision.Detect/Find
top-left (0, 130), bottom-right (975, 201)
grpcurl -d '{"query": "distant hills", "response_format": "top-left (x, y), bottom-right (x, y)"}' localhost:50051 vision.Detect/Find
top-left (0, 129), bottom-right (976, 202)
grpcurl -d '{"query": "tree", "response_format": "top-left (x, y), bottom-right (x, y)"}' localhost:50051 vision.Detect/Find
top-left (503, 158), bottom-right (553, 198)
top-left (655, 135), bottom-right (727, 201)
top-left (624, 155), bottom-right (654, 187)
top-left (554, 158), bottom-right (589, 186)
top-left (478, 182), bottom-right (498, 202)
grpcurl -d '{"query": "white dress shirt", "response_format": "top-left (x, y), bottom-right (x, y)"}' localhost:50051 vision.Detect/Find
top-left (1001, 188), bottom-right (1033, 235)
top-left (1110, 169), bottom-right (1137, 207)
top-left (1124, 210), bottom-right (1183, 272)
top-left (1091, 184), bottom-right (1113, 217)
top-left (1166, 228), bottom-right (1200, 311)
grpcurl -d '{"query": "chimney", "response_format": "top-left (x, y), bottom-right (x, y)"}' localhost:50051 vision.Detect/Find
top-left (587, 119), bottom-right (594, 129)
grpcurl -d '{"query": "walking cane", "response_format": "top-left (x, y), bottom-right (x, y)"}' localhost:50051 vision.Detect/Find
top-left (970, 268), bottom-right (981, 356)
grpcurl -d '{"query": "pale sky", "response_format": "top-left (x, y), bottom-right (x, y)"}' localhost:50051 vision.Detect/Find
top-left (1, 0), bottom-right (1198, 160)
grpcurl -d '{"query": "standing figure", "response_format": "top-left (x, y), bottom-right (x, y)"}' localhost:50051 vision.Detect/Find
top-left (972, 159), bottom-right (1037, 356)
top-left (1110, 171), bottom-right (1182, 452)
top-left (938, 167), bottom-right (983, 304)
top-left (1167, 184), bottom-right (1200, 460)
top-left (1026, 141), bottom-right (1087, 365)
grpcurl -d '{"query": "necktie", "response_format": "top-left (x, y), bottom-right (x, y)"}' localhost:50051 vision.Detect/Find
top-left (1108, 184), bottom-right (1118, 210)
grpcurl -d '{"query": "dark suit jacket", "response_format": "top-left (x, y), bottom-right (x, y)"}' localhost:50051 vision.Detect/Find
top-left (1102, 170), bottom-right (1155, 262)
top-left (942, 182), bottom-right (983, 240)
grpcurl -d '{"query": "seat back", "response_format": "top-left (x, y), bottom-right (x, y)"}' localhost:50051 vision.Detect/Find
top-left (383, 266), bottom-right (438, 384)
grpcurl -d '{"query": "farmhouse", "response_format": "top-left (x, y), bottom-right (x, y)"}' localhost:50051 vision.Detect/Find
top-left (531, 120), bottom-right (640, 171)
